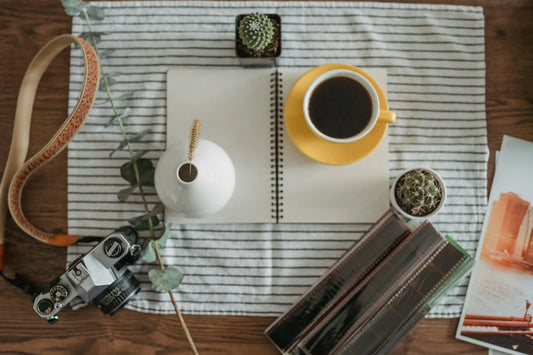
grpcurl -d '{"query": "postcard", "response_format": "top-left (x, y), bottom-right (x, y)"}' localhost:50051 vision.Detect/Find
top-left (456, 136), bottom-right (533, 354)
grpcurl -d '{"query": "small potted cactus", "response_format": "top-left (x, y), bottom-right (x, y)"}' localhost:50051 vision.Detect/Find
top-left (235, 12), bottom-right (281, 66)
top-left (390, 168), bottom-right (447, 220)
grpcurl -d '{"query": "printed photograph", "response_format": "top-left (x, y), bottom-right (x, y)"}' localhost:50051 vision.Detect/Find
top-left (460, 191), bottom-right (533, 354)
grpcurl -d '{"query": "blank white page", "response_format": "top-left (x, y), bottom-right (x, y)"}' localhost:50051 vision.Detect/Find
top-left (280, 68), bottom-right (390, 223)
top-left (166, 68), bottom-right (273, 223)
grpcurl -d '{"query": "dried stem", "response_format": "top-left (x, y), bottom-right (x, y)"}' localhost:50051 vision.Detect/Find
top-left (169, 292), bottom-right (200, 355)
top-left (82, 10), bottom-right (198, 354)
top-left (188, 118), bottom-right (200, 174)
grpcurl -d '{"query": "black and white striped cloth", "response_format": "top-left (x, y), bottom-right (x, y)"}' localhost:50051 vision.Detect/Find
top-left (67, 1), bottom-right (487, 318)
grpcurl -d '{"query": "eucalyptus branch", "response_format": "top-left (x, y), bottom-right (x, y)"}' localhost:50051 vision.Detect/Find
top-left (72, 4), bottom-right (198, 354)
top-left (83, 10), bottom-right (156, 240)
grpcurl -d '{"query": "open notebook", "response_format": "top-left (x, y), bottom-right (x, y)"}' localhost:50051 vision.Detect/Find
top-left (165, 67), bottom-right (389, 224)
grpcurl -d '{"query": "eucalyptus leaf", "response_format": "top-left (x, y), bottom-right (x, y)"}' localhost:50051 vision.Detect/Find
top-left (109, 137), bottom-right (129, 157)
top-left (155, 223), bottom-right (172, 247)
top-left (139, 224), bottom-right (171, 263)
top-left (62, 0), bottom-right (89, 16)
top-left (132, 150), bottom-right (149, 161)
top-left (120, 158), bottom-right (154, 185)
top-left (130, 215), bottom-right (160, 231)
top-left (139, 167), bottom-right (155, 187)
top-left (99, 75), bottom-right (118, 92)
top-left (82, 5), bottom-right (105, 20)
top-left (134, 203), bottom-right (165, 220)
top-left (111, 129), bottom-right (153, 158)
top-left (140, 240), bottom-right (157, 263)
top-left (94, 92), bottom-right (133, 106)
top-left (109, 127), bottom-right (149, 157)
top-left (129, 128), bottom-right (152, 143)
top-left (62, 0), bottom-right (85, 6)
top-left (106, 107), bottom-right (132, 127)
top-left (128, 205), bottom-right (164, 228)
top-left (148, 267), bottom-right (184, 292)
top-left (151, 203), bottom-right (165, 217)
top-left (79, 31), bottom-right (107, 45)
top-left (98, 49), bottom-right (115, 58)
top-left (94, 99), bottom-right (109, 106)
top-left (116, 92), bottom-right (134, 101)
top-left (117, 184), bottom-right (138, 202)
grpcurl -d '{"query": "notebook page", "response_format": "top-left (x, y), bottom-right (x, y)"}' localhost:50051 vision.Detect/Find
top-left (280, 68), bottom-right (390, 223)
top-left (166, 68), bottom-right (273, 223)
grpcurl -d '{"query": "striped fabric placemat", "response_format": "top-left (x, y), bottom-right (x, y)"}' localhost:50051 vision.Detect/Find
top-left (66, 1), bottom-right (487, 318)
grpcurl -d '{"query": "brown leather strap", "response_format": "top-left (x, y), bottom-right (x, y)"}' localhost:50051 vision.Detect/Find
top-left (0, 35), bottom-right (99, 266)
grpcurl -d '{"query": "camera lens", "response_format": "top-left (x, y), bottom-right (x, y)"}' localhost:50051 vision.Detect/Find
top-left (92, 269), bottom-right (140, 315)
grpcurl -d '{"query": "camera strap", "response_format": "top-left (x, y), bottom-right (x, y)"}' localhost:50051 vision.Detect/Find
top-left (0, 35), bottom-right (100, 271)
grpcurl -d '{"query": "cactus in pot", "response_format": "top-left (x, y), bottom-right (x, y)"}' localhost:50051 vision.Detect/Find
top-left (238, 12), bottom-right (274, 52)
top-left (235, 12), bottom-right (281, 66)
top-left (392, 168), bottom-right (446, 218)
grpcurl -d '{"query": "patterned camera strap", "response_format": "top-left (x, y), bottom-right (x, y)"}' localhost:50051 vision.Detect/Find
top-left (0, 35), bottom-right (99, 270)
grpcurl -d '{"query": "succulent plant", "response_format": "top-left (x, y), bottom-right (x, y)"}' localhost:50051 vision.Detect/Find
top-left (395, 168), bottom-right (442, 216)
top-left (238, 12), bottom-right (274, 51)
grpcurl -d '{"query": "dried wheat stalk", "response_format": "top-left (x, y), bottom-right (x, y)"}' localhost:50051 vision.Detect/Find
top-left (188, 118), bottom-right (200, 171)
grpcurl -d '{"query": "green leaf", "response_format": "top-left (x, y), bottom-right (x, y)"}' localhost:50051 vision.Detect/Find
top-left (109, 137), bottom-right (129, 157)
top-left (129, 215), bottom-right (160, 231)
top-left (62, 0), bottom-right (85, 6)
top-left (94, 92), bottom-right (134, 106)
top-left (99, 73), bottom-right (121, 92)
top-left (140, 240), bottom-right (157, 263)
top-left (139, 224), bottom-right (172, 263)
top-left (128, 205), bottom-right (164, 231)
top-left (98, 49), bottom-right (115, 58)
top-left (151, 203), bottom-right (165, 217)
top-left (129, 128), bottom-right (152, 143)
top-left (129, 210), bottom-right (161, 226)
top-left (148, 267), bottom-right (184, 292)
top-left (132, 150), bottom-right (149, 161)
top-left (106, 107), bottom-right (132, 127)
top-left (117, 184), bottom-right (138, 202)
top-left (116, 92), bottom-right (134, 101)
top-left (79, 32), bottom-right (107, 45)
top-left (120, 158), bottom-right (154, 185)
top-left (139, 166), bottom-right (155, 187)
top-left (111, 129), bottom-right (152, 158)
top-left (155, 223), bottom-right (172, 247)
top-left (62, 0), bottom-right (88, 16)
top-left (82, 5), bottom-right (105, 20)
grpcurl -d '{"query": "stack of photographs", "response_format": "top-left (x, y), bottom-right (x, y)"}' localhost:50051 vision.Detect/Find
top-left (457, 136), bottom-right (533, 355)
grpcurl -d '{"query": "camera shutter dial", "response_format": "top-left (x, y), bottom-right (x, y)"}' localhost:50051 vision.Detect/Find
top-left (104, 237), bottom-right (124, 258)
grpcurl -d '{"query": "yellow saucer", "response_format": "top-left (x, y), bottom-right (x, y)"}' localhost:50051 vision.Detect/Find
top-left (284, 64), bottom-right (391, 165)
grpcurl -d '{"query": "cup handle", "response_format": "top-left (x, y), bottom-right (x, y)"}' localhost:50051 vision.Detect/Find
top-left (378, 110), bottom-right (396, 124)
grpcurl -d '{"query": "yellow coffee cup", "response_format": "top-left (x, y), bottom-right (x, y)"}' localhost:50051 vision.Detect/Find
top-left (303, 69), bottom-right (396, 143)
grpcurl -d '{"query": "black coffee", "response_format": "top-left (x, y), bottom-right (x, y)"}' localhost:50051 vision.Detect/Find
top-left (308, 77), bottom-right (373, 139)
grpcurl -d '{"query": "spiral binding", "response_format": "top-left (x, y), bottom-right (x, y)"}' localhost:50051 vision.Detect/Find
top-left (270, 71), bottom-right (284, 222)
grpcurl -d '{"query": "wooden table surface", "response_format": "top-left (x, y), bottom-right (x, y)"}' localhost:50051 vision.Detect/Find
top-left (0, 0), bottom-right (531, 354)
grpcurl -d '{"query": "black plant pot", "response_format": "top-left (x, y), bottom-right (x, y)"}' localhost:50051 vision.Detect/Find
top-left (235, 14), bottom-right (281, 67)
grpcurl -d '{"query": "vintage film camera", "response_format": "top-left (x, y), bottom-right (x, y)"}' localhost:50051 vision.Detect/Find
top-left (33, 227), bottom-right (141, 323)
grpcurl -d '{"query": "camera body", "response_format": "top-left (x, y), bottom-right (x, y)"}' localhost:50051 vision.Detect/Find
top-left (33, 227), bottom-right (141, 323)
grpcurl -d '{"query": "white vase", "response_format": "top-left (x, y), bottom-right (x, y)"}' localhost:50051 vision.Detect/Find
top-left (154, 139), bottom-right (235, 218)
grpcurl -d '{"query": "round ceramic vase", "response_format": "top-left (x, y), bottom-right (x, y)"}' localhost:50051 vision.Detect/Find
top-left (154, 139), bottom-right (235, 218)
top-left (390, 167), bottom-right (447, 220)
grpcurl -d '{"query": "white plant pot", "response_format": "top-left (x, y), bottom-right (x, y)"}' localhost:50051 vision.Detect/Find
top-left (390, 167), bottom-right (447, 220)
top-left (154, 139), bottom-right (236, 218)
